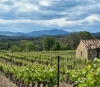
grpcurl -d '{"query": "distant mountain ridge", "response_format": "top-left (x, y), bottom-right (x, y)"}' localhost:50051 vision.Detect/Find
top-left (0, 29), bottom-right (99, 38)
top-left (0, 29), bottom-right (69, 37)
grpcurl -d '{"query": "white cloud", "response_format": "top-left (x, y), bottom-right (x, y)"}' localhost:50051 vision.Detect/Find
top-left (1, 0), bottom-right (9, 2)
top-left (85, 14), bottom-right (100, 24)
top-left (39, 1), bottom-right (51, 6)
top-left (0, 19), bottom-right (33, 25)
top-left (14, 1), bottom-right (39, 12)
top-left (43, 18), bottom-right (67, 27)
top-left (0, 14), bottom-right (100, 27)
top-left (34, 14), bottom-right (100, 27)
top-left (0, 2), bottom-right (12, 12)
top-left (0, 0), bottom-right (39, 14)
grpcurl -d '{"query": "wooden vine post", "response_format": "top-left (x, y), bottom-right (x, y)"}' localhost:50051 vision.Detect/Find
top-left (58, 55), bottom-right (60, 87)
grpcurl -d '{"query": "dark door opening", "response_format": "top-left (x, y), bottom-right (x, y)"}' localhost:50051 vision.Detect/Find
top-left (97, 50), bottom-right (100, 58)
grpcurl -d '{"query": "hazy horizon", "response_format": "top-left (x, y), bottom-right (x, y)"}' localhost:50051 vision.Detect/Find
top-left (0, 29), bottom-right (99, 33)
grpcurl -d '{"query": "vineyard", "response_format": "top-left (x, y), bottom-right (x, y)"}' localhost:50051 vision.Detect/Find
top-left (0, 50), bottom-right (100, 87)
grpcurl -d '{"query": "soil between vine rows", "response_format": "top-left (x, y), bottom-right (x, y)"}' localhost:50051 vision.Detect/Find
top-left (0, 72), bottom-right (73, 87)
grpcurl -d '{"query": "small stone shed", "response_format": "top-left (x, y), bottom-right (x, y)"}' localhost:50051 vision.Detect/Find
top-left (76, 39), bottom-right (100, 60)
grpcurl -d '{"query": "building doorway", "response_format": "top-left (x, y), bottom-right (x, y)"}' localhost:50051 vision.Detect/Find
top-left (97, 50), bottom-right (100, 58)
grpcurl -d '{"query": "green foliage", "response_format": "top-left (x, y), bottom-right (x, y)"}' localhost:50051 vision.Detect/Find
top-left (1, 50), bottom-right (100, 87)
top-left (3, 42), bottom-right (11, 50)
top-left (52, 41), bottom-right (61, 51)
top-left (25, 42), bottom-right (35, 52)
top-left (19, 40), bottom-right (34, 52)
top-left (0, 62), bottom-right (58, 87)
top-left (0, 42), bottom-right (3, 50)
top-left (20, 40), bottom-right (28, 50)
top-left (42, 36), bottom-right (55, 50)
top-left (35, 45), bottom-right (42, 51)
top-left (10, 45), bottom-right (18, 52)
top-left (78, 31), bottom-right (95, 40)
top-left (66, 61), bottom-right (100, 87)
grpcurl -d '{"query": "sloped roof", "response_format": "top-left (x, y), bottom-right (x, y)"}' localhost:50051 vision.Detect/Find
top-left (81, 39), bottom-right (100, 49)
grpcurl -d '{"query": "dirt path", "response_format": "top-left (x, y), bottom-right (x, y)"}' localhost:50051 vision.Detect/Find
top-left (0, 72), bottom-right (17, 87)
top-left (54, 82), bottom-right (73, 87)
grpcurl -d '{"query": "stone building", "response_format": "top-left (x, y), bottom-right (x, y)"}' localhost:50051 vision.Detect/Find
top-left (76, 39), bottom-right (100, 60)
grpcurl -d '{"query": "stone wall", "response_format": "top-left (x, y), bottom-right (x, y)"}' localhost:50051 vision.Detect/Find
top-left (88, 49), bottom-right (97, 60)
top-left (76, 41), bottom-right (88, 59)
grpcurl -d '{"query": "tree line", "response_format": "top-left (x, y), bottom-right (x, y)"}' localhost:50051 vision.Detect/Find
top-left (0, 31), bottom-right (96, 52)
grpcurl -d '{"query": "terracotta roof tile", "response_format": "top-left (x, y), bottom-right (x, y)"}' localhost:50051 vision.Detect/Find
top-left (82, 39), bottom-right (100, 49)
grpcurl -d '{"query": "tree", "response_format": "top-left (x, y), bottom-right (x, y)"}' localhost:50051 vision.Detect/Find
top-left (78, 31), bottom-right (95, 40)
top-left (59, 31), bottom-right (95, 50)
top-left (65, 43), bottom-right (71, 50)
top-left (10, 45), bottom-right (18, 52)
top-left (19, 40), bottom-right (35, 51)
top-left (0, 42), bottom-right (3, 50)
top-left (35, 45), bottom-right (42, 51)
top-left (52, 41), bottom-right (61, 51)
top-left (25, 42), bottom-right (35, 52)
top-left (3, 42), bottom-right (11, 50)
top-left (68, 32), bottom-right (79, 49)
top-left (20, 40), bottom-right (28, 51)
top-left (42, 36), bottom-right (55, 50)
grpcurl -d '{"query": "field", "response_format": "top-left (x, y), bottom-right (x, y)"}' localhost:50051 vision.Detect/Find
top-left (0, 50), bottom-right (99, 87)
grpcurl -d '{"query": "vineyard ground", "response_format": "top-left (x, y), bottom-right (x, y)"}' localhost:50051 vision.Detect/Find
top-left (0, 50), bottom-right (76, 87)
top-left (0, 72), bottom-right (73, 87)
top-left (0, 72), bottom-right (17, 87)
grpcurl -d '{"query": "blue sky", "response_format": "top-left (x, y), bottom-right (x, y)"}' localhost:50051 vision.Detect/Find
top-left (0, 0), bottom-right (100, 33)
